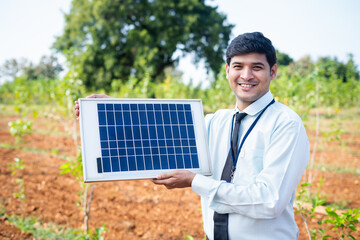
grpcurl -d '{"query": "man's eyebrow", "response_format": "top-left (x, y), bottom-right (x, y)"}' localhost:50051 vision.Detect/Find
top-left (231, 61), bottom-right (266, 66)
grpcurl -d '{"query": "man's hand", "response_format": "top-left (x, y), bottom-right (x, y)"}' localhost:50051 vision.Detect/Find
top-left (152, 170), bottom-right (196, 189)
top-left (74, 94), bottom-right (112, 118)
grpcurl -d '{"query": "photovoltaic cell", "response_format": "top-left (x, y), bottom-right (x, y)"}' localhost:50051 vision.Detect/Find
top-left (97, 103), bottom-right (199, 173)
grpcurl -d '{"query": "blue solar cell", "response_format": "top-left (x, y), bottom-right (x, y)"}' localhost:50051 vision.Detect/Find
top-left (178, 111), bottom-right (186, 124)
top-left (169, 155), bottom-right (176, 169)
top-left (135, 148), bottom-right (142, 155)
top-left (131, 111), bottom-right (139, 125)
top-left (115, 112), bottom-right (123, 125)
top-left (170, 111), bottom-right (178, 124)
top-left (155, 111), bottom-right (163, 124)
top-left (106, 111), bottom-right (115, 125)
top-left (153, 155), bottom-right (161, 169)
top-left (161, 155), bottom-right (169, 169)
top-left (180, 126), bottom-right (187, 138)
top-left (185, 111), bottom-right (193, 124)
top-left (108, 126), bottom-right (116, 140)
top-left (97, 101), bottom-right (200, 174)
top-left (116, 126), bottom-right (124, 140)
top-left (140, 126), bottom-right (149, 139)
top-left (176, 155), bottom-right (184, 168)
top-left (130, 104), bottom-right (137, 110)
top-left (126, 140), bottom-right (134, 148)
top-left (127, 148), bottom-right (135, 155)
top-left (146, 104), bottom-right (153, 110)
top-left (102, 157), bottom-right (111, 172)
top-left (144, 156), bottom-right (153, 170)
top-left (172, 126), bottom-right (180, 138)
top-left (159, 147), bottom-right (167, 154)
top-left (138, 104), bottom-right (145, 110)
top-left (151, 148), bottom-right (159, 155)
top-left (161, 104), bottom-right (169, 110)
top-left (169, 104), bottom-right (176, 110)
top-left (167, 147), bottom-right (175, 154)
top-left (123, 112), bottom-right (131, 125)
top-left (151, 140), bottom-right (158, 147)
top-left (114, 104), bottom-right (121, 110)
top-left (102, 149), bottom-right (109, 157)
top-left (143, 140), bottom-right (150, 147)
top-left (162, 111), bottom-right (170, 124)
top-left (99, 127), bottom-right (107, 140)
top-left (154, 104), bottom-right (161, 110)
top-left (98, 104), bottom-right (105, 110)
top-left (134, 140), bottom-right (142, 147)
top-left (123, 104), bottom-right (130, 110)
top-left (184, 155), bottom-right (191, 168)
top-left (106, 104), bottom-right (113, 111)
top-left (98, 112), bottom-right (106, 125)
top-left (109, 140), bottom-right (117, 148)
top-left (111, 157), bottom-right (120, 172)
top-left (143, 147), bottom-right (150, 155)
top-left (101, 141), bottom-right (108, 148)
top-left (187, 125), bottom-right (195, 138)
top-left (139, 112), bottom-right (147, 124)
top-left (148, 126), bottom-right (156, 139)
top-left (133, 126), bottom-right (140, 139)
top-left (125, 126), bottom-right (133, 139)
top-left (157, 126), bottom-right (165, 139)
top-left (128, 156), bottom-right (136, 171)
top-left (120, 157), bottom-right (128, 171)
top-left (118, 140), bottom-right (125, 148)
top-left (119, 148), bottom-right (126, 156)
top-left (136, 156), bottom-right (145, 170)
top-left (147, 111), bottom-right (155, 124)
top-left (192, 155), bottom-right (199, 168)
top-left (158, 140), bottom-right (165, 146)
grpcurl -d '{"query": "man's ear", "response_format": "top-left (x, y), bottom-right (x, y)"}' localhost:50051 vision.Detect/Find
top-left (225, 64), bottom-right (230, 79)
top-left (270, 64), bottom-right (277, 80)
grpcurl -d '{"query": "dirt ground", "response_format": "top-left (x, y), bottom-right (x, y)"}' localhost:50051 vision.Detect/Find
top-left (0, 114), bottom-right (359, 240)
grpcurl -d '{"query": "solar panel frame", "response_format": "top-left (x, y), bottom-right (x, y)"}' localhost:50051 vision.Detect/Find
top-left (79, 98), bottom-right (211, 182)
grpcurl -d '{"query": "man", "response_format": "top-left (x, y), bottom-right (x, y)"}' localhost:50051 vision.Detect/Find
top-left (75, 32), bottom-right (309, 239)
top-left (152, 32), bottom-right (310, 239)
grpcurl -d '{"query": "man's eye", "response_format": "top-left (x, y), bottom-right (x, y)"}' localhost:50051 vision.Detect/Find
top-left (253, 66), bottom-right (263, 70)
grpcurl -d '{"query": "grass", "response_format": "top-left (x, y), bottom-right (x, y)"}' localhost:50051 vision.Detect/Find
top-left (0, 143), bottom-right (71, 161)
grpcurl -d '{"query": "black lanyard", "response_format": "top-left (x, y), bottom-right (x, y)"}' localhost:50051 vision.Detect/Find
top-left (230, 99), bottom-right (275, 175)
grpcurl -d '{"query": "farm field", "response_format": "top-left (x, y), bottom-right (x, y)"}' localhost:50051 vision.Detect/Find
top-left (0, 106), bottom-right (359, 240)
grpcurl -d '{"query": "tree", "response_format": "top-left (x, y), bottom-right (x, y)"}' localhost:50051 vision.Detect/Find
top-left (0, 55), bottom-right (63, 81)
top-left (276, 50), bottom-right (293, 66)
top-left (54, 0), bottom-right (233, 90)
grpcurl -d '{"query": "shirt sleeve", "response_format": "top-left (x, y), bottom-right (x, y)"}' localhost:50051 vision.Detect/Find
top-left (192, 118), bottom-right (310, 219)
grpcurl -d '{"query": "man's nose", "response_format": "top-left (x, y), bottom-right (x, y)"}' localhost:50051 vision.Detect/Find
top-left (240, 67), bottom-right (253, 81)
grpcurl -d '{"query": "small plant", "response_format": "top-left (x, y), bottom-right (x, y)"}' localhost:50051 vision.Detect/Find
top-left (8, 119), bottom-right (33, 144)
top-left (8, 157), bottom-right (25, 176)
top-left (319, 207), bottom-right (360, 240)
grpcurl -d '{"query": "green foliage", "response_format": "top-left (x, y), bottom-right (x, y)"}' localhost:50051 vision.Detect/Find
top-left (54, 0), bottom-right (233, 90)
top-left (320, 208), bottom-right (360, 240)
top-left (0, 55), bottom-right (62, 81)
top-left (5, 214), bottom-right (106, 240)
top-left (8, 158), bottom-right (25, 176)
top-left (8, 119), bottom-right (33, 143)
top-left (60, 149), bottom-right (84, 182)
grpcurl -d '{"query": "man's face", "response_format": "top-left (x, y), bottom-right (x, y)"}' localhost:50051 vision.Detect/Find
top-left (226, 52), bottom-right (277, 110)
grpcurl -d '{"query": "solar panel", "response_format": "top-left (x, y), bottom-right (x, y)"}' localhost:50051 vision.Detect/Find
top-left (79, 98), bottom-right (211, 182)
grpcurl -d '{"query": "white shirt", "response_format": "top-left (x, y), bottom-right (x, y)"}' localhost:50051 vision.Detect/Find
top-left (191, 91), bottom-right (310, 240)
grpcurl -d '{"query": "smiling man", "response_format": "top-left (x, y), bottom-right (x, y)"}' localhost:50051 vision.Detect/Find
top-left (153, 32), bottom-right (310, 240)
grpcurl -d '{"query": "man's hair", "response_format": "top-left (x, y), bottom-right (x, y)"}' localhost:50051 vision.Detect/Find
top-left (226, 32), bottom-right (277, 67)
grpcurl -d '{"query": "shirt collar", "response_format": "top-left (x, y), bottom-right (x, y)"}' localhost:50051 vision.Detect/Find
top-left (234, 91), bottom-right (274, 116)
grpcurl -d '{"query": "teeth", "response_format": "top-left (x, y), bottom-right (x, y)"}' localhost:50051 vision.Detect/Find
top-left (240, 84), bottom-right (253, 87)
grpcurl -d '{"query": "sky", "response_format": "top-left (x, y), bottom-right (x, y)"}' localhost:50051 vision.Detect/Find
top-left (0, 0), bottom-right (359, 85)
